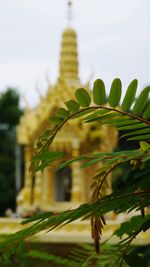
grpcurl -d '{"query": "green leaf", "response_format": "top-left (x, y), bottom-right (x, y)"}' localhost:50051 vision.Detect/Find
top-left (140, 141), bottom-right (150, 151)
top-left (114, 215), bottom-right (150, 238)
top-left (122, 79), bottom-right (138, 111)
top-left (140, 218), bottom-right (150, 232)
top-left (34, 161), bottom-right (52, 172)
top-left (56, 155), bottom-right (85, 170)
top-left (72, 108), bottom-right (96, 119)
top-left (93, 79), bottom-right (106, 105)
top-left (121, 128), bottom-right (150, 138)
top-left (56, 108), bottom-right (70, 119)
top-left (143, 102), bottom-right (150, 119)
top-left (22, 212), bottom-right (53, 225)
top-left (132, 86), bottom-right (150, 115)
top-left (85, 111), bottom-right (118, 123)
top-left (49, 117), bottom-right (63, 125)
top-left (75, 88), bottom-right (91, 107)
top-left (118, 123), bottom-right (148, 131)
top-left (65, 100), bottom-right (79, 113)
top-left (108, 78), bottom-right (122, 107)
top-left (109, 118), bottom-right (139, 127)
top-left (80, 158), bottom-right (103, 168)
top-left (84, 109), bottom-right (109, 121)
top-left (124, 253), bottom-right (148, 267)
top-left (33, 151), bottom-right (65, 161)
top-left (128, 134), bottom-right (150, 141)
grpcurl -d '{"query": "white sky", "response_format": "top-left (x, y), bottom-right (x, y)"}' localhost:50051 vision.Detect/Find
top-left (0, 0), bottom-right (150, 107)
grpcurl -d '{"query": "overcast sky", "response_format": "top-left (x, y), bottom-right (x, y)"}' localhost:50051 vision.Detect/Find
top-left (0, 0), bottom-right (150, 107)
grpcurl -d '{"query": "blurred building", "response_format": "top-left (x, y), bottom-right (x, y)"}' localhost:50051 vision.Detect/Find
top-left (13, 0), bottom-right (118, 242)
top-left (16, 24), bottom-right (117, 217)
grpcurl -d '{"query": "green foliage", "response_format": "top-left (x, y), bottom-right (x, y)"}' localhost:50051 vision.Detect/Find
top-left (0, 240), bottom-right (31, 267)
top-left (124, 253), bottom-right (148, 267)
top-left (0, 88), bottom-right (23, 215)
top-left (93, 79), bottom-right (106, 105)
top-left (65, 100), bottom-right (79, 112)
top-left (56, 107), bottom-right (70, 119)
top-left (108, 78), bottom-right (122, 107)
top-left (75, 88), bottom-right (91, 107)
top-left (143, 102), bottom-right (150, 119)
top-left (0, 79), bottom-right (150, 266)
top-left (122, 79), bottom-right (138, 112)
top-left (133, 86), bottom-right (150, 115)
top-left (0, 89), bottom-right (22, 126)
top-left (28, 243), bottom-right (128, 267)
top-left (0, 240), bottom-right (128, 267)
top-left (28, 250), bottom-right (76, 267)
top-left (114, 215), bottom-right (150, 245)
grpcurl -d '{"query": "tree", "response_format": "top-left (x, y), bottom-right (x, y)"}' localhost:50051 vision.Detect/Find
top-left (0, 79), bottom-right (150, 267)
top-left (0, 89), bottom-right (23, 215)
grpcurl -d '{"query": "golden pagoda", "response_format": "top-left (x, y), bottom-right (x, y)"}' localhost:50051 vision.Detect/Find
top-left (16, 2), bottom-right (118, 218)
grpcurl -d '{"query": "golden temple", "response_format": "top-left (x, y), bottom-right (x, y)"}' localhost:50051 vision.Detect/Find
top-left (16, 23), bottom-right (117, 217)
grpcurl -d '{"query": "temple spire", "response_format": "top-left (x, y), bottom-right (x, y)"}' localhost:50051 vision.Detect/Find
top-left (67, 0), bottom-right (73, 26)
top-left (59, 0), bottom-right (79, 81)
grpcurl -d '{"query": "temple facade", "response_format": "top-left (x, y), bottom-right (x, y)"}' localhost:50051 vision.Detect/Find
top-left (16, 26), bottom-right (118, 217)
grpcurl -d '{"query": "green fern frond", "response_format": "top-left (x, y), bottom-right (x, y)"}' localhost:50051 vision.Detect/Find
top-left (31, 78), bottom-right (150, 175)
top-left (1, 79), bottom-right (149, 267)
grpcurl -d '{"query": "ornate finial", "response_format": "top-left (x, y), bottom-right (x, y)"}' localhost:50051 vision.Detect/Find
top-left (67, 0), bottom-right (73, 26)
